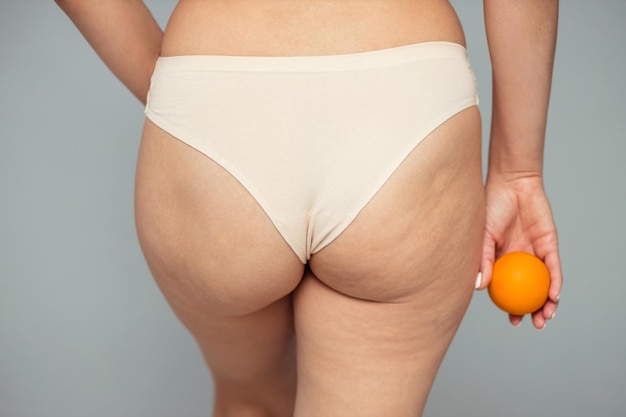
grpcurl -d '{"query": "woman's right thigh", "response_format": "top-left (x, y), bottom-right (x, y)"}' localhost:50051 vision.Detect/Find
top-left (294, 107), bottom-right (485, 416)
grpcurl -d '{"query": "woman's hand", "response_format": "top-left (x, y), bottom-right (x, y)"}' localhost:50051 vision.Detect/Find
top-left (477, 173), bottom-right (562, 329)
top-left (480, 0), bottom-right (560, 329)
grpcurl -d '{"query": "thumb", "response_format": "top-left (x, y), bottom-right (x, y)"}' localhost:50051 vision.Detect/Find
top-left (477, 230), bottom-right (497, 290)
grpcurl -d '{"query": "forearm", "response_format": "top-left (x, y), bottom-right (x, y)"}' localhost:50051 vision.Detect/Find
top-left (55, 0), bottom-right (163, 105)
top-left (484, 0), bottom-right (558, 178)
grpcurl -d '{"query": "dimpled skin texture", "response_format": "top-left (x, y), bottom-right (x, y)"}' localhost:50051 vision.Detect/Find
top-left (488, 252), bottom-right (551, 316)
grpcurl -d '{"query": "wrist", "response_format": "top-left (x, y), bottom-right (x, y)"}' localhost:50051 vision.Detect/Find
top-left (486, 158), bottom-right (544, 183)
top-left (487, 126), bottom-right (545, 180)
top-left (485, 170), bottom-right (545, 193)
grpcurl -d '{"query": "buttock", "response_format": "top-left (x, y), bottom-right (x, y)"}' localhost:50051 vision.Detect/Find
top-left (144, 41), bottom-right (479, 263)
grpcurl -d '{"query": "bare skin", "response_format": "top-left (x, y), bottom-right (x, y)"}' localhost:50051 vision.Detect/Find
top-left (136, 104), bottom-right (483, 416)
top-left (55, 0), bottom-right (562, 415)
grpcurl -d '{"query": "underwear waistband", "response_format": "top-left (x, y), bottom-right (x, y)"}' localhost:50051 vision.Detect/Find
top-left (152, 41), bottom-right (470, 73)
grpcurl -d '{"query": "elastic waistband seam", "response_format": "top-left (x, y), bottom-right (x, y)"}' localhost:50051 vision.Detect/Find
top-left (153, 41), bottom-right (470, 73)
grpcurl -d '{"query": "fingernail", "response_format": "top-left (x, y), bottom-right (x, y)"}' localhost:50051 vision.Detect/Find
top-left (550, 311), bottom-right (556, 320)
top-left (475, 272), bottom-right (482, 289)
top-left (539, 322), bottom-right (546, 330)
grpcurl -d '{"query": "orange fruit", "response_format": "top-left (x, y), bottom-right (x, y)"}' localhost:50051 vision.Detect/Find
top-left (488, 252), bottom-right (550, 315)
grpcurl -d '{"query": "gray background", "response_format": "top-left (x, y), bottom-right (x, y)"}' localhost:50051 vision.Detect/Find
top-left (1, 1), bottom-right (624, 416)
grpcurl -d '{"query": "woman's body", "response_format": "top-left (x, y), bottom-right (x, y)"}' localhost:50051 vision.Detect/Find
top-left (55, 1), bottom-right (562, 416)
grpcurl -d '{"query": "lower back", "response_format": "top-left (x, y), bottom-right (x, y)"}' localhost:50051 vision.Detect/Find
top-left (161, 0), bottom-right (466, 56)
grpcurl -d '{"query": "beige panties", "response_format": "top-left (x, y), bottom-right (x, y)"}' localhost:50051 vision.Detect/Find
top-left (145, 41), bottom-right (479, 263)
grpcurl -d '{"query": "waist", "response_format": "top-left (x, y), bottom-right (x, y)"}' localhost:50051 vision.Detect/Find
top-left (160, 0), bottom-right (466, 57)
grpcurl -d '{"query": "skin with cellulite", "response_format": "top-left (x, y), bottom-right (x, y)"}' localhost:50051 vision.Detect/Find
top-left (54, 1), bottom-right (563, 415)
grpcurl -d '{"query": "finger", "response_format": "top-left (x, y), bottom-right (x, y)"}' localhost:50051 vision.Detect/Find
top-left (509, 314), bottom-right (523, 327)
top-left (541, 299), bottom-right (558, 321)
top-left (478, 231), bottom-right (497, 290)
top-left (531, 309), bottom-right (547, 330)
top-left (543, 248), bottom-right (563, 303)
